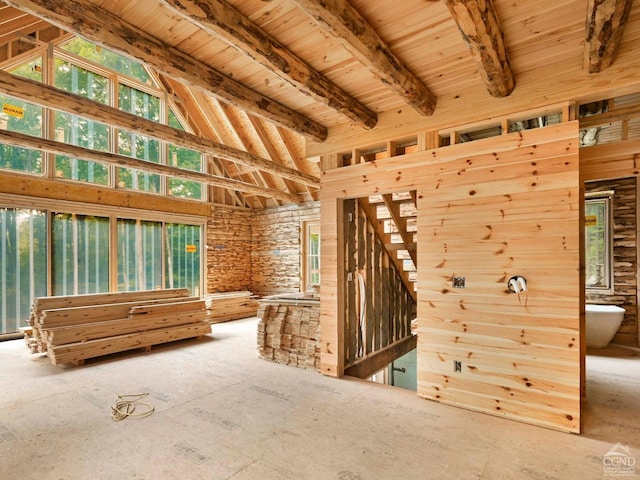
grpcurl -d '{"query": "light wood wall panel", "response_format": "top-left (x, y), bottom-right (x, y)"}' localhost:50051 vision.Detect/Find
top-left (417, 123), bottom-right (580, 433)
top-left (320, 121), bottom-right (581, 432)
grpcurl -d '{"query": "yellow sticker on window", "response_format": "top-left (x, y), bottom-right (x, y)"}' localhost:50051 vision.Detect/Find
top-left (185, 244), bottom-right (197, 253)
top-left (2, 104), bottom-right (24, 118)
top-left (585, 215), bottom-right (598, 226)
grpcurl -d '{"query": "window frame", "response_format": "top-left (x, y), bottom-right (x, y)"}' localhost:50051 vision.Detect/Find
top-left (301, 220), bottom-right (321, 291)
top-left (585, 190), bottom-right (614, 294)
top-left (0, 41), bottom-right (206, 201)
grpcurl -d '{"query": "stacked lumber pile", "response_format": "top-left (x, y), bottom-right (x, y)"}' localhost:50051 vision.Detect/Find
top-left (257, 303), bottom-right (321, 371)
top-left (204, 291), bottom-right (259, 323)
top-left (24, 288), bottom-right (211, 366)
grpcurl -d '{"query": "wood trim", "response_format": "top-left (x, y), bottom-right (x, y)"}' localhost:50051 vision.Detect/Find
top-left (444, 0), bottom-right (514, 98)
top-left (0, 70), bottom-right (320, 188)
top-left (160, 0), bottom-right (377, 130)
top-left (584, 0), bottom-right (633, 73)
top-left (3, 0), bottom-right (328, 142)
top-left (0, 171), bottom-right (211, 217)
top-left (579, 103), bottom-right (640, 129)
top-left (294, 0), bottom-right (436, 116)
top-left (344, 334), bottom-right (417, 379)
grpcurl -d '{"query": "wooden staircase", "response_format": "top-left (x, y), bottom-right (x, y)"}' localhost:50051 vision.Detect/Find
top-left (342, 191), bottom-right (417, 378)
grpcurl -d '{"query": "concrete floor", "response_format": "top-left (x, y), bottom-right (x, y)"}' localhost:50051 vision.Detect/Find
top-left (0, 318), bottom-right (638, 480)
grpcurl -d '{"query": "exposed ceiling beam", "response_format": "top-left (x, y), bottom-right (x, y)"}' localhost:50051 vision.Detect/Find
top-left (584, 0), bottom-right (633, 73)
top-left (160, 76), bottom-right (249, 207)
top-left (293, 0), bottom-right (436, 117)
top-left (248, 116), bottom-right (302, 198)
top-left (4, 0), bottom-right (328, 142)
top-left (161, 0), bottom-right (377, 130)
top-left (443, 0), bottom-right (515, 98)
top-left (215, 101), bottom-right (290, 206)
top-left (0, 70), bottom-right (320, 187)
top-left (0, 129), bottom-right (301, 203)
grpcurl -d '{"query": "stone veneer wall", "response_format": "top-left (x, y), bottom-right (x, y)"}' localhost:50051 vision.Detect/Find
top-left (250, 202), bottom-right (320, 297)
top-left (206, 206), bottom-right (252, 293)
top-left (586, 177), bottom-right (638, 344)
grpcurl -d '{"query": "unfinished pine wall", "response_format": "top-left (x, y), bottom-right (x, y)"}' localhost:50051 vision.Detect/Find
top-left (251, 202), bottom-right (320, 297)
top-left (207, 206), bottom-right (252, 293)
top-left (418, 126), bottom-right (580, 433)
top-left (321, 121), bottom-right (581, 432)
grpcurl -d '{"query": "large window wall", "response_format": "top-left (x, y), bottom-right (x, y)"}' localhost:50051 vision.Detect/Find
top-left (0, 208), bottom-right (47, 334)
top-left (0, 37), bottom-right (205, 199)
top-left (0, 201), bottom-right (203, 335)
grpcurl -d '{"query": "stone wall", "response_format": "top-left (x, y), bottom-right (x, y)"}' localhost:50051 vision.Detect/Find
top-left (586, 177), bottom-right (638, 344)
top-left (206, 206), bottom-right (252, 293)
top-left (250, 202), bottom-right (320, 297)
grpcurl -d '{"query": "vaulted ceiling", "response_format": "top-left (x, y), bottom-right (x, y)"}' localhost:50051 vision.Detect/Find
top-left (0, 0), bottom-right (637, 207)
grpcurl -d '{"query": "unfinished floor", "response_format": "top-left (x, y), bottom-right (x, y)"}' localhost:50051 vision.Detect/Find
top-left (0, 317), bottom-right (638, 480)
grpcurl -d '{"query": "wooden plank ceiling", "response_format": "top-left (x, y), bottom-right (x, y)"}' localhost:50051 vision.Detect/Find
top-left (0, 0), bottom-right (635, 207)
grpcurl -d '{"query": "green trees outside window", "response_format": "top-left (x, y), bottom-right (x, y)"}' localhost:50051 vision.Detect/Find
top-left (62, 38), bottom-right (152, 85)
top-left (54, 59), bottom-right (110, 184)
top-left (0, 208), bottom-right (47, 333)
top-left (117, 219), bottom-right (163, 291)
top-left (0, 61), bottom-right (43, 174)
top-left (1, 38), bottom-right (206, 200)
top-left (51, 213), bottom-right (110, 296)
top-left (166, 223), bottom-right (201, 296)
top-left (167, 110), bottom-right (203, 199)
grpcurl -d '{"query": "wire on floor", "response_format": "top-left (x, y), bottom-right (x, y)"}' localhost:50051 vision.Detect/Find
top-left (111, 393), bottom-right (155, 422)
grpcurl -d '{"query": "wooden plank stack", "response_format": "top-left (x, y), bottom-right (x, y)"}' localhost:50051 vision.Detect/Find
top-left (24, 288), bottom-right (211, 365)
top-left (257, 302), bottom-right (321, 371)
top-left (204, 291), bottom-right (259, 323)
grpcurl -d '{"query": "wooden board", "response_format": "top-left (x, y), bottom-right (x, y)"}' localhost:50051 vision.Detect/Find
top-left (48, 322), bottom-right (211, 365)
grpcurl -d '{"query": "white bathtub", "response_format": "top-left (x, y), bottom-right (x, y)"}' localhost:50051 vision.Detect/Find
top-left (585, 304), bottom-right (625, 348)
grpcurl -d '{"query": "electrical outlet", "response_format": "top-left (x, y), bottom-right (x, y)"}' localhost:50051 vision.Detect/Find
top-left (454, 360), bottom-right (462, 373)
